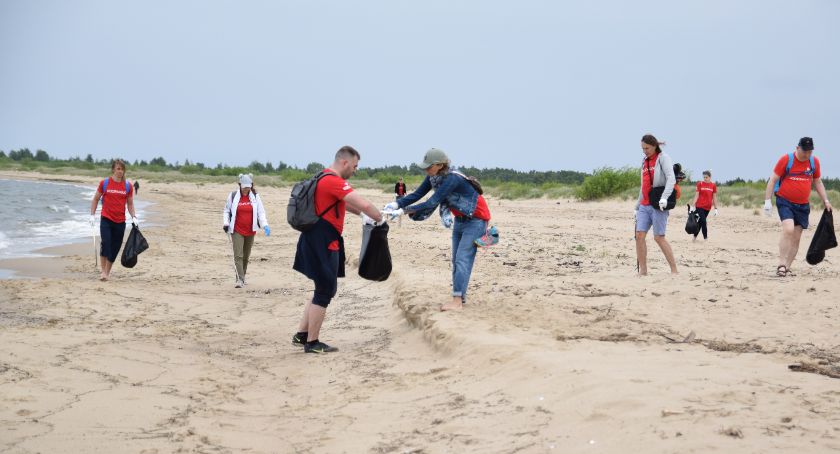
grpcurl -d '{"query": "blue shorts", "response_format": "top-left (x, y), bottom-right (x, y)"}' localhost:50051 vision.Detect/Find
top-left (776, 196), bottom-right (810, 229)
top-left (636, 204), bottom-right (669, 236)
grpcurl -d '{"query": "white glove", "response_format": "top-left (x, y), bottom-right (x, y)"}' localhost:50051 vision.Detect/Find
top-left (658, 199), bottom-right (667, 210)
top-left (712, 208), bottom-right (718, 217)
top-left (689, 205), bottom-right (696, 213)
top-left (763, 199), bottom-right (772, 217)
top-left (385, 208), bottom-right (404, 221)
top-left (440, 209), bottom-right (453, 228)
top-left (131, 216), bottom-right (139, 226)
top-left (384, 202), bottom-right (399, 211)
top-left (633, 209), bottom-right (638, 220)
top-left (361, 213), bottom-right (377, 226)
top-left (89, 215), bottom-right (96, 227)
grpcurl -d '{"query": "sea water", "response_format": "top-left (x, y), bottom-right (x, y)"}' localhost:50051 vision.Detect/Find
top-left (0, 179), bottom-right (149, 260)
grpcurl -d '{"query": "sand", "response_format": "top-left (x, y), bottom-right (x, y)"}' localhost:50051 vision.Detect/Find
top-left (1, 171), bottom-right (839, 453)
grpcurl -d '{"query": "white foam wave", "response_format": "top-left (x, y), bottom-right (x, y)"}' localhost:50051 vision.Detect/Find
top-left (48, 204), bottom-right (73, 213)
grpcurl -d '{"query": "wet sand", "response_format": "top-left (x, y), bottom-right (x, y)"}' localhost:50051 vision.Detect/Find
top-left (1, 173), bottom-right (839, 453)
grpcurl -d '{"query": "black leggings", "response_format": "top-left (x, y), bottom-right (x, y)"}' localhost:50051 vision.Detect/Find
top-left (695, 208), bottom-right (709, 239)
top-left (100, 217), bottom-right (126, 262)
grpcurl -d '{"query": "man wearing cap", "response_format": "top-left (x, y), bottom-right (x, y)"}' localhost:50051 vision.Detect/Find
top-left (222, 173), bottom-right (270, 288)
top-left (763, 137), bottom-right (833, 276)
top-left (292, 146), bottom-right (384, 353)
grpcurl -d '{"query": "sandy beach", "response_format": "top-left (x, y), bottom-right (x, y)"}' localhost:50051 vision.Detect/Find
top-left (1, 171), bottom-right (839, 453)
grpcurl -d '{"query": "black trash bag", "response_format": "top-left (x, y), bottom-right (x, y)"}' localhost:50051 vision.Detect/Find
top-left (685, 204), bottom-right (701, 236)
top-left (359, 222), bottom-right (392, 281)
top-left (121, 225), bottom-right (150, 268)
top-left (806, 209), bottom-right (837, 265)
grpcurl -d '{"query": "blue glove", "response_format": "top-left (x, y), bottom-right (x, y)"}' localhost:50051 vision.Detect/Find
top-left (264, 225), bottom-right (271, 236)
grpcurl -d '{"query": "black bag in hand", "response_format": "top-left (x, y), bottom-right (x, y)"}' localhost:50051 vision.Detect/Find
top-left (685, 205), bottom-right (701, 236)
top-left (359, 223), bottom-right (392, 281)
top-left (806, 209), bottom-right (837, 265)
top-left (121, 225), bottom-right (150, 268)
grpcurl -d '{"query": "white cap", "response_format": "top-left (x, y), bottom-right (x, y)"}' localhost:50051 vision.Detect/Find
top-left (239, 174), bottom-right (253, 188)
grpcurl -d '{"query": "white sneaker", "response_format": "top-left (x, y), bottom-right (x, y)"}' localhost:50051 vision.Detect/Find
top-left (234, 279), bottom-right (243, 288)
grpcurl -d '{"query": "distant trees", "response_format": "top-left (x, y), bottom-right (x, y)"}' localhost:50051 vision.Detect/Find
top-left (306, 162), bottom-right (325, 173)
top-left (0, 147), bottom-right (596, 187)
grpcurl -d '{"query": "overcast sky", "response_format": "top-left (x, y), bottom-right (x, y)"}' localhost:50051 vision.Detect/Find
top-left (1, 0), bottom-right (838, 180)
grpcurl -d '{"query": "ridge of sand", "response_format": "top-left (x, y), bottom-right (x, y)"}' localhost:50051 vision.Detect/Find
top-left (1, 179), bottom-right (839, 453)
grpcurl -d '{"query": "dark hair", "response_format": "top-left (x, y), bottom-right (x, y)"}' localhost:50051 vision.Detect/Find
top-left (641, 134), bottom-right (665, 154)
top-left (703, 170), bottom-right (711, 177)
top-left (335, 145), bottom-right (360, 161)
top-left (111, 159), bottom-right (127, 171)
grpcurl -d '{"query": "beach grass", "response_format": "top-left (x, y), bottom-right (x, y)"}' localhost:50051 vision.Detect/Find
top-left (2, 157), bottom-right (838, 206)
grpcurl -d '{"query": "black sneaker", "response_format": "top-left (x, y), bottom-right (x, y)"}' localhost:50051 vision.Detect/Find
top-left (304, 341), bottom-right (339, 354)
top-left (292, 333), bottom-right (307, 347)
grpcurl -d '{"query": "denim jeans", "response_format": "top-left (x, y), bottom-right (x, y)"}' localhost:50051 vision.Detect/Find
top-left (452, 217), bottom-right (487, 300)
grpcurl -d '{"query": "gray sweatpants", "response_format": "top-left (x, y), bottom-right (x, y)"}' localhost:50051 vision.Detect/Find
top-left (232, 232), bottom-right (255, 280)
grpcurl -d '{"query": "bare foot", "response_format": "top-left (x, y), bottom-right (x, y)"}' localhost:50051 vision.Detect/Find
top-left (440, 302), bottom-right (463, 312)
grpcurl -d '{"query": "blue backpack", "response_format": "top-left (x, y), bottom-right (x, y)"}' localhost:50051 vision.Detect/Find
top-left (101, 177), bottom-right (131, 202)
top-left (774, 152), bottom-right (816, 195)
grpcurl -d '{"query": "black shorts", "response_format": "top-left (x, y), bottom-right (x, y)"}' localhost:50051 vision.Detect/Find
top-left (99, 216), bottom-right (126, 262)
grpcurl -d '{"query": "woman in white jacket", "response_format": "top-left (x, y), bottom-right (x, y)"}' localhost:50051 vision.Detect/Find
top-left (223, 174), bottom-right (270, 288)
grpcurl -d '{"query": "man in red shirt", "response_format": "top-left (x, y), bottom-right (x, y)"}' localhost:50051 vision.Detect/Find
top-left (292, 146), bottom-right (384, 353)
top-left (764, 137), bottom-right (833, 276)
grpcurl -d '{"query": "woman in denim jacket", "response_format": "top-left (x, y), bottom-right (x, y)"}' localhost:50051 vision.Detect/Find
top-left (386, 148), bottom-right (493, 311)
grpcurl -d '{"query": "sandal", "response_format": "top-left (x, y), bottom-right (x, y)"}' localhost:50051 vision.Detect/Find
top-left (786, 268), bottom-right (796, 277)
top-left (776, 265), bottom-right (788, 277)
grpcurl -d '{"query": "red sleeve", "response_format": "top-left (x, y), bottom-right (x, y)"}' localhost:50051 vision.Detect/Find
top-left (322, 175), bottom-right (353, 199)
top-left (814, 157), bottom-right (821, 179)
top-left (696, 182), bottom-right (701, 191)
top-left (772, 155), bottom-right (789, 177)
top-left (712, 183), bottom-right (717, 194)
top-left (97, 180), bottom-right (105, 193)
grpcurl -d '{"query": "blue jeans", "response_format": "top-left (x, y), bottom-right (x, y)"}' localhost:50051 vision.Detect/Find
top-left (451, 217), bottom-right (487, 301)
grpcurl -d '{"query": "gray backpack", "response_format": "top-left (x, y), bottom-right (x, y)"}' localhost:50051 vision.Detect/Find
top-left (287, 171), bottom-right (340, 232)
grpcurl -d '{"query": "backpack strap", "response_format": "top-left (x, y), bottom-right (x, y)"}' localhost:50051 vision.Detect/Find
top-left (314, 171), bottom-right (341, 218)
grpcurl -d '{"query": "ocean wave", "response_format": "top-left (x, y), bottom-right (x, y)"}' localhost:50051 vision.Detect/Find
top-left (0, 231), bottom-right (9, 250)
top-left (48, 204), bottom-right (73, 213)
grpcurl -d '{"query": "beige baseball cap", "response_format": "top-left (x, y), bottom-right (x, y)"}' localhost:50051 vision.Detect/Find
top-left (417, 148), bottom-right (450, 169)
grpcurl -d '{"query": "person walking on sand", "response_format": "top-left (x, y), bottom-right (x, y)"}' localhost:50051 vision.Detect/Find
top-left (222, 174), bottom-right (270, 288)
top-left (763, 137), bottom-right (832, 277)
top-left (89, 159), bottom-right (138, 281)
top-left (292, 146), bottom-right (384, 354)
top-left (394, 177), bottom-right (407, 201)
top-left (689, 170), bottom-right (719, 242)
top-left (634, 134), bottom-right (678, 275)
top-left (384, 148), bottom-right (497, 311)
top-left (133, 180), bottom-right (140, 195)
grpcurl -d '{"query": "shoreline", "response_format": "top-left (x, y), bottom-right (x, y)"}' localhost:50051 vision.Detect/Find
top-left (0, 172), bottom-right (161, 279)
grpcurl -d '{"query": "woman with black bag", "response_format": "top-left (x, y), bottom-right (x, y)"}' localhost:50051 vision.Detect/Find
top-left (634, 134), bottom-right (678, 275)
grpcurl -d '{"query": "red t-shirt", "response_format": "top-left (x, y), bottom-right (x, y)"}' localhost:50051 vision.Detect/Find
top-left (695, 181), bottom-right (717, 210)
top-left (314, 171), bottom-right (353, 250)
top-left (774, 154), bottom-right (821, 204)
top-left (98, 178), bottom-right (132, 223)
top-left (640, 154), bottom-right (659, 206)
top-left (234, 197), bottom-right (255, 236)
top-left (450, 194), bottom-right (491, 221)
